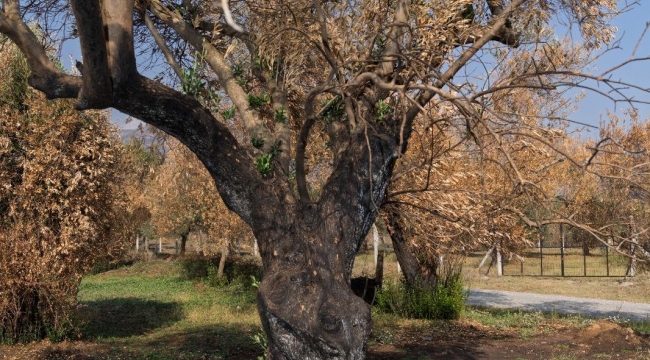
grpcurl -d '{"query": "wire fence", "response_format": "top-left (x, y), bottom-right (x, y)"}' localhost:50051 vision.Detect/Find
top-left (500, 247), bottom-right (630, 277)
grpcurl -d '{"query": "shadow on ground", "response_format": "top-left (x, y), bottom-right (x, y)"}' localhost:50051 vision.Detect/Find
top-left (76, 298), bottom-right (184, 339)
top-left (367, 319), bottom-right (493, 360)
top-left (0, 324), bottom-right (262, 360)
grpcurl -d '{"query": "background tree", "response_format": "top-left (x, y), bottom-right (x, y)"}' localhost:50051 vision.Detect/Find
top-left (0, 0), bottom-right (648, 358)
top-left (0, 44), bottom-right (130, 343)
top-left (119, 125), bottom-right (166, 252)
top-left (146, 135), bottom-right (252, 267)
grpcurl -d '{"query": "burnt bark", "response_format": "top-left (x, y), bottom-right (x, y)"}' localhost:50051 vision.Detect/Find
top-left (179, 232), bottom-right (188, 256)
top-left (252, 131), bottom-right (398, 359)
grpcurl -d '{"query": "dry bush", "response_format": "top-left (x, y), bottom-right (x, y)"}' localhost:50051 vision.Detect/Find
top-left (0, 47), bottom-right (130, 343)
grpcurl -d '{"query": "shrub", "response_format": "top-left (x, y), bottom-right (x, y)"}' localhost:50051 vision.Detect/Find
top-left (179, 256), bottom-right (212, 280)
top-left (376, 259), bottom-right (467, 320)
top-left (179, 255), bottom-right (263, 290)
top-left (0, 46), bottom-right (130, 344)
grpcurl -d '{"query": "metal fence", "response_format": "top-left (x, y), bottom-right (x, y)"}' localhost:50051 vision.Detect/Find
top-left (501, 246), bottom-right (630, 277)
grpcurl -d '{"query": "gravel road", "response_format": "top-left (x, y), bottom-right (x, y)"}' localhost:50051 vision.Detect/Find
top-left (466, 289), bottom-right (650, 322)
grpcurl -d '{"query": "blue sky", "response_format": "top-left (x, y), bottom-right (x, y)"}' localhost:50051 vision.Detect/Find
top-left (566, 1), bottom-right (650, 136)
top-left (58, 2), bottom-right (650, 132)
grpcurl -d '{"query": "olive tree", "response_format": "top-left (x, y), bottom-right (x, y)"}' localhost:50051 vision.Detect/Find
top-left (0, 0), bottom-right (647, 358)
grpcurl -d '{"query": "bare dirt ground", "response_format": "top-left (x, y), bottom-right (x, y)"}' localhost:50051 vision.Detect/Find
top-left (1, 319), bottom-right (648, 360)
top-left (367, 319), bottom-right (650, 360)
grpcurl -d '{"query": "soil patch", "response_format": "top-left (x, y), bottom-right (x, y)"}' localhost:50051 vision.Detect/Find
top-left (1, 321), bottom-right (648, 359)
top-left (367, 319), bottom-right (650, 360)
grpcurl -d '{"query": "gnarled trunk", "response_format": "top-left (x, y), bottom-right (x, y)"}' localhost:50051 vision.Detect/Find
top-left (256, 225), bottom-right (372, 359)
top-left (251, 133), bottom-right (397, 359)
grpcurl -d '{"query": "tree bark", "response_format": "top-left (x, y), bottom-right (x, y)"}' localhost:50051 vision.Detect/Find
top-left (180, 232), bottom-right (188, 256)
top-left (253, 131), bottom-right (397, 359)
top-left (255, 206), bottom-right (373, 360)
top-left (382, 209), bottom-right (438, 287)
top-left (218, 245), bottom-right (229, 278)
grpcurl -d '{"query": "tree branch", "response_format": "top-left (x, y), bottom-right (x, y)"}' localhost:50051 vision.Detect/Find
top-left (147, 0), bottom-right (271, 144)
top-left (114, 75), bottom-right (262, 224)
top-left (0, 1), bottom-right (80, 99)
top-left (69, 0), bottom-right (113, 109)
top-left (380, 0), bottom-right (410, 76)
top-left (143, 10), bottom-right (184, 80)
top-left (103, 0), bottom-right (138, 87)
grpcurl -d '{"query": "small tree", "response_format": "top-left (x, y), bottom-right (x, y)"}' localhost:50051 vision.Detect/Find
top-left (147, 136), bottom-right (252, 262)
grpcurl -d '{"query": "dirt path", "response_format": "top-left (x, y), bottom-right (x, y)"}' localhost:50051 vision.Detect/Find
top-left (467, 289), bottom-right (650, 322)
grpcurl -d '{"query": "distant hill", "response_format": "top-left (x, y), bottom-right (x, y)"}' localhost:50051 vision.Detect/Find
top-left (118, 128), bottom-right (140, 143)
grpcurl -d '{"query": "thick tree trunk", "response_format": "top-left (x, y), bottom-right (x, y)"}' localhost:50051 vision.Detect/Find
top-left (252, 132), bottom-right (397, 359)
top-left (254, 206), bottom-right (372, 360)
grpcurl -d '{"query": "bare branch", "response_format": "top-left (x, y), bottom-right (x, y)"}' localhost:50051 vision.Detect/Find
top-left (103, 0), bottom-right (137, 87)
top-left (143, 11), bottom-right (184, 80)
top-left (147, 0), bottom-right (271, 144)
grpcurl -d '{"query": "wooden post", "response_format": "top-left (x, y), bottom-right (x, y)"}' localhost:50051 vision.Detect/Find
top-left (496, 241), bottom-right (503, 276)
top-left (539, 234), bottom-right (544, 276)
top-left (478, 247), bottom-right (494, 273)
top-left (372, 224), bottom-right (379, 266)
top-left (375, 251), bottom-right (384, 288)
top-left (135, 234), bottom-right (140, 251)
top-left (158, 238), bottom-right (162, 254)
top-left (253, 237), bottom-right (260, 257)
top-left (560, 224), bottom-right (564, 277)
top-left (628, 215), bottom-right (637, 277)
top-left (605, 243), bottom-right (610, 277)
top-left (583, 238), bottom-right (587, 277)
top-left (218, 246), bottom-right (229, 277)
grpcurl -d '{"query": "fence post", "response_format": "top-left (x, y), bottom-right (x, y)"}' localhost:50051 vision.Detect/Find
top-left (583, 238), bottom-right (587, 277)
top-left (539, 235), bottom-right (544, 276)
top-left (560, 224), bottom-right (564, 277)
top-left (605, 244), bottom-right (610, 277)
top-left (373, 224), bottom-right (379, 266)
top-left (496, 241), bottom-right (503, 276)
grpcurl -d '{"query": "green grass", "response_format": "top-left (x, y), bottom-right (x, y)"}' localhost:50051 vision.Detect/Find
top-left (3, 257), bottom-right (648, 359)
top-left (75, 260), bottom-right (262, 360)
top-left (614, 318), bottom-right (650, 336)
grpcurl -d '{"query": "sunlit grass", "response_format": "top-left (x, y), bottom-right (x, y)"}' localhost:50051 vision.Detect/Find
top-left (75, 259), bottom-right (262, 359)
